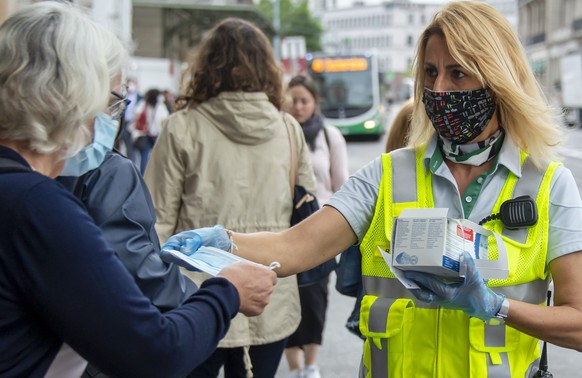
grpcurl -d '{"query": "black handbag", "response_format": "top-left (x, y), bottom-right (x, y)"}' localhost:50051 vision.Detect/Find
top-left (291, 184), bottom-right (319, 226)
top-left (284, 114), bottom-right (337, 287)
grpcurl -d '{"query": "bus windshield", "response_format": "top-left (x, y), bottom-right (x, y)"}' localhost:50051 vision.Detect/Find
top-left (309, 57), bottom-right (374, 119)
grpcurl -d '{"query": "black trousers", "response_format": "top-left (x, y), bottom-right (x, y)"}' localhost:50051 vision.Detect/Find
top-left (187, 338), bottom-right (287, 378)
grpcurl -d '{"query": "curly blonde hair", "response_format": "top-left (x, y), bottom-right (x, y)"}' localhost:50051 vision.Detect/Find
top-left (176, 18), bottom-right (283, 111)
top-left (409, 1), bottom-right (563, 168)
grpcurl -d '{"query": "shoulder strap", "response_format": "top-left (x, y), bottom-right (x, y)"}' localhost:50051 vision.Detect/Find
top-left (322, 125), bottom-right (330, 148)
top-left (0, 157), bottom-right (31, 173)
top-left (282, 112), bottom-right (298, 191)
top-left (322, 126), bottom-right (333, 178)
top-left (497, 153), bottom-right (559, 244)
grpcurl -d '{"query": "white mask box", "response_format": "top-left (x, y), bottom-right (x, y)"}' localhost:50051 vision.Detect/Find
top-left (380, 208), bottom-right (508, 288)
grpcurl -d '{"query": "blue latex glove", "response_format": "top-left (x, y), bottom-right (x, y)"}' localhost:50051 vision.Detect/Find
top-left (403, 251), bottom-right (505, 321)
top-left (160, 225), bottom-right (233, 271)
top-left (162, 225), bottom-right (232, 254)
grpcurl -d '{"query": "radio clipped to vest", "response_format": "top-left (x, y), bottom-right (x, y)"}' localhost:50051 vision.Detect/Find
top-left (478, 195), bottom-right (538, 229)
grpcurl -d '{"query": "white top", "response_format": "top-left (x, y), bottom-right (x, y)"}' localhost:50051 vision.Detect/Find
top-left (134, 100), bottom-right (169, 137)
top-left (310, 125), bottom-right (350, 204)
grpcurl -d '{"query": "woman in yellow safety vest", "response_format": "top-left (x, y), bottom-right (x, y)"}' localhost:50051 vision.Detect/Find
top-left (162, 1), bottom-right (582, 377)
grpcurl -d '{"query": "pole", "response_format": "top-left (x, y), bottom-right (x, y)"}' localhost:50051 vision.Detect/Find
top-left (273, 0), bottom-right (280, 62)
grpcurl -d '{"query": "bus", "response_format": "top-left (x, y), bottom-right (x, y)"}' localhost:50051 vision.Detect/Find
top-left (306, 53), bottom-right (386, 138)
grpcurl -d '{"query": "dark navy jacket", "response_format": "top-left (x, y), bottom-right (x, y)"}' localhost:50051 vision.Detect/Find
top-left (0, 146), bottom-right (239, 377)
top-left (58, 151), bottom-right (197, 311)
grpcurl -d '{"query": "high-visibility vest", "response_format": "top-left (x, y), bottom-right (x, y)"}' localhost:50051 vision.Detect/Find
top-left (358, 147), bottom-right (561, 377)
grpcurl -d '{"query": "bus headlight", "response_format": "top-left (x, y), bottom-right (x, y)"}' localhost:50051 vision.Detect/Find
top-left (364, 120), bottom-right (376, 129)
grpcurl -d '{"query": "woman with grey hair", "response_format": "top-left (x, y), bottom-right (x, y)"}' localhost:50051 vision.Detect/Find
top-left (0, 2), bottom-right (276, 377)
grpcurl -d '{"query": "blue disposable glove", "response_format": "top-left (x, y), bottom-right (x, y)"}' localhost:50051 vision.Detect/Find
top-left (160, 225), bottom-right (233, 271)
top-left (162, 225), bottom-right (232, 255)
top-left (403, 251), bottom-right (505, 321)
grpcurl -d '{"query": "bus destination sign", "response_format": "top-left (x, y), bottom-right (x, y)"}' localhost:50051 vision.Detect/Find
top-left (310, 57), bottom-right (369, 73)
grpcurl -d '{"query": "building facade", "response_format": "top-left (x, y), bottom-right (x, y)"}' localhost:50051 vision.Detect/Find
top-left (318, 1), bottom-right (441, 101)
top-left (519, 0), bottom-right (582, 111)
top-left (0, 0), bottom-right (131, 46)
top-left (320, 1), bottom-right (439, 73)
top-left (487, 0), bottom-right (518, 28)
top-left (316, 0), bottom-right (519, 101)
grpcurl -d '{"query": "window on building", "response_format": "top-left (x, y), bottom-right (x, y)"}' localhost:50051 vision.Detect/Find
top-left (563, 0), bottom-right (576, 30)
top-left (576, 0), bottom-right (582, 18)
top-left (409, 14), bottom-right (414, 24)
top-left (533, 0), bottom-right (544, 35)
top-left (407, 35), bottom-right (413, 46)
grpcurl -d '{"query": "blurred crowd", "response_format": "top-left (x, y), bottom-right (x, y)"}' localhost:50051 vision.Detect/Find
top-left (118, 79), bottom-right (175, 174)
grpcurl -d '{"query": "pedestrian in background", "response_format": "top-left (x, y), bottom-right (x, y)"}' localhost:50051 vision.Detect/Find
top-left (163, 89), bottom-right (175, 114)
top-left (164, 1), bottom-right (582, 376)
top-left (118, 77), bottom-right (142, 165)
top-left (144, 18), bottom-right (316, 378)
top-left (133, 88), bottom-right (169, 173)
top-left (0, 3), bottom-right (276, 377)
top-left (285, 74), bottom-right (349, 378)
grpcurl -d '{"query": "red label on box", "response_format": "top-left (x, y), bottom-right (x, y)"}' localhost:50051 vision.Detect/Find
top-left (456, 225), bottom-right (474, 241)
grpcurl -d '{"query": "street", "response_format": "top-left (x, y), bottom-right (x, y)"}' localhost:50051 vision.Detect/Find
top-left (274, 103), bottom-right (582, 377)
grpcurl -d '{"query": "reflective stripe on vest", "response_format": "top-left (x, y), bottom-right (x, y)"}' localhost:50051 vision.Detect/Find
top-left (368, 298), bottom-right (391, 378)
top-left (391, 149), bottom-right (418, 204)
top-left (500, 153), bottom-right (546, 243)
top-left (363, 275), bottom-right (550, 305)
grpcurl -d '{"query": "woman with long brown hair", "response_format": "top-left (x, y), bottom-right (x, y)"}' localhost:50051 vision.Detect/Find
top-left (145, 18), bottom-right (316, 378)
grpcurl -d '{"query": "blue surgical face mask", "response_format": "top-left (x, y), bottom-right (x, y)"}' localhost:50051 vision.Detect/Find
top-left (60, 113), bottom-right (119, 176)
top-left (163, 245), bottom-right (251, 276)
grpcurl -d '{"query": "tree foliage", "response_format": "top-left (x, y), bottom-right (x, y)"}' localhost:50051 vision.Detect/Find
top-left (257, 0), bottom-right (322, 52)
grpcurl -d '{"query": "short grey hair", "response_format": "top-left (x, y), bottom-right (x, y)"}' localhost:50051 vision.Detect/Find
top-left (0, 1), bottom-right (127, 155)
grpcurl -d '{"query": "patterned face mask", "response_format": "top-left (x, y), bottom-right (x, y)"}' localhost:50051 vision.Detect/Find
top-left (423, 88), bottom-right (496, 145)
